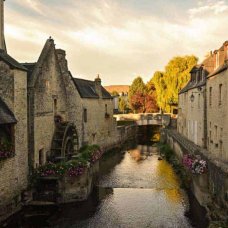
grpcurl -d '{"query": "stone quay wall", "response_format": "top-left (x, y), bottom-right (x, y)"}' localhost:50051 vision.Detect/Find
top-left (58, 161), bottom-right (99, 203)
top-left (162, 129), bottom-right (228, 216)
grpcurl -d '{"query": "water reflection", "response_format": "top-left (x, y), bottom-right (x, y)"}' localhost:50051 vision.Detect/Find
top-left (7, 144), bottom-right (195, 228)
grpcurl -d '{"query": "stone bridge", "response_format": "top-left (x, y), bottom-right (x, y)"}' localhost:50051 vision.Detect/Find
top-left (114, 113), bottom-right (171, 126)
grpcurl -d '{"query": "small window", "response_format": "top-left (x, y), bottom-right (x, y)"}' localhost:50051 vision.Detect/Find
top-left (219, 141), bottom-right (223, 155)
top-left (220, 128), bottom-right (223, 139)
top-left (209, 87), bottom-right (212, 106)
top-left (84, 108), bottom-right (87, 123)
top-left (198, 94), bottom-right (200, 108)
top-left (54, 99), bottom-right (57, 113)
top-left (219, 84), bottom-right (222, 105)
top-left (215, 125), bottom-right (218, 141)
top-left (105, 104), bottom-right (108, 113)
top-left (39, 149), bottom-right (45, 166)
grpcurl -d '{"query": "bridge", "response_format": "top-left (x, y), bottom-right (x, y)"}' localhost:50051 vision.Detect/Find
top-left (114, 113), bottom-right (171, 126)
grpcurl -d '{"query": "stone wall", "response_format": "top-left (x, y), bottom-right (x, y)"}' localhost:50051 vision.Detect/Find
top-left (163, 129), bottom-right (228, 213)
top-left (58, 161), bottom-right (99, 203)
top-left (0, 67), bottom-right (28, 222)
top-left (29, 42), bottom-right (69, 168)
top-left (178, 86), bottom-right (206, 148)
top-left (115, 124), bottom-right (137, 147)
top-left (56, 49), bottom-right (84, 147)
top-left (207, 69), bottom-right (228, 162)
top-left (82, 98), bottom-right (118, 148)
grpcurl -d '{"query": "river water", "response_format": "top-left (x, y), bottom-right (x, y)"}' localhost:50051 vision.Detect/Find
top-left (7, 143), bottom-right (207, 228)
top-left (62, 144), bottom-right (192, 228)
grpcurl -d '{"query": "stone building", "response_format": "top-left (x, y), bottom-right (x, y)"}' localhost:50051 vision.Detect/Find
top-left (22, 38), bottom-right (117, 169)
top-left (73, 77), bottom-right (117, 148)
top-left (207, 41), bottom-right (228, 162)
top-left (0, 0), bottom-right (118, 221)
top-left (23, 39), bottom-right (81, 169)
top-left (178, 40), bottom-right (228, 160)
top-left (0, 0), bottom-right (28, 221)
top-left (178, 64), bottom-right (207, 148)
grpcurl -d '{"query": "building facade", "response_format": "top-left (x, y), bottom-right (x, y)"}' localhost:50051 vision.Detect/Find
top-left (0, 0), bottom-right (118, 221)
top-left (178, 65), bottom-right (207, 147)
top-left (73, 77), bottom-right (117, 148)
top-left (207, 41), bottom-right (228, 162)
top-left (0, 0), bottom-right (28, 219)
top-left (23, 38), bottom-right (117, 169)
top-left (178, 41), bottom-right (228, 163)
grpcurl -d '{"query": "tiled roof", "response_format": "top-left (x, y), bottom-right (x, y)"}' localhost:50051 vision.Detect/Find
top-left (179, 65), bottom-right (206, 94)
top-left (0, 49), bottom-right (27, 71)
top-left (73, 78), bottom-right (112, 99)
top-left (0, 97), bottom-right (17, 124)
top-left (179, 80), bottom-right (205, 94)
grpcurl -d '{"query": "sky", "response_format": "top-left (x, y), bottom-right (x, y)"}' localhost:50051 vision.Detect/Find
top-left (4, 0), bottom-right (228, 85)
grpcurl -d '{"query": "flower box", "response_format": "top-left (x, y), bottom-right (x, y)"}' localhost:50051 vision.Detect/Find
top-left (183, 154), bottom-right (207, 175)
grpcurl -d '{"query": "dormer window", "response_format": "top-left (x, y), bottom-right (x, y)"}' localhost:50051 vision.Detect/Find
top-left (192, 73), bottom-right (196, 83)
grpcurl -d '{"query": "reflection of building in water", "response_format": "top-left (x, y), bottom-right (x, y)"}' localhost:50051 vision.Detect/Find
top-left (129, 145), bottom-right (159, 161)
top-left (129, 149), bottom-right (142, 161)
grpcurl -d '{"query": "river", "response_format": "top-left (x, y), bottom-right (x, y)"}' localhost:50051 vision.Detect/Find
top-left (6, 142), bottom-right (208, 228)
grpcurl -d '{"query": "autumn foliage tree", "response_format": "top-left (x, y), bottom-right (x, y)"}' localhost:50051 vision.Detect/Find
top-left (150, 55), bottom-right (198, 112)
top-left (129, 76), bottom-right (158, 113)
top-left (129, 55), bottom-right (197, 113)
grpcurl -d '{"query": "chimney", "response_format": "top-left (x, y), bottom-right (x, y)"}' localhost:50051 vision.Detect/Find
top-left (224, 41), bottom-right (228, 61)
top-left (94, 74), bottom-right (102, 98)
top-left (0, 0), bottom-right (6, 51)
top-left (56, 49), bottom-right (68, 73)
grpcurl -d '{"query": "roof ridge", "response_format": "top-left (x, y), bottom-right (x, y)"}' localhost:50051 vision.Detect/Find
top-left (74, 77), bottom-right (94, 83)
top-left (0, 51), bottom-right (27, 71)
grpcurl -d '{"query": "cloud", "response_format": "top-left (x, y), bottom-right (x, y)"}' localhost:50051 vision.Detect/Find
top-left (4, 0), bottom-right (228, 85)
top-left (189, 1), bottom-right (228, 16)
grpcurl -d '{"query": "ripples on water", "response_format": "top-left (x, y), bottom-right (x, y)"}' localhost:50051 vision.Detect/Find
top-left (7, 144), bottom-right (195, 228)
top-left (50, 145), bottom-right (192, 228)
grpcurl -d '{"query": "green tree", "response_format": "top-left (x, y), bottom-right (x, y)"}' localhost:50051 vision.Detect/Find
top-left (119, 96), bottom-right (128, 113)
top-left (129, 76), bottom-right (146, 98)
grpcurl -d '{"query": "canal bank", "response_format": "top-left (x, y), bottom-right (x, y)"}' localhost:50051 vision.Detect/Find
top-left (162, 128), bottom-right (228, 227)
top-left (4, 137), bottom-right (208, 228)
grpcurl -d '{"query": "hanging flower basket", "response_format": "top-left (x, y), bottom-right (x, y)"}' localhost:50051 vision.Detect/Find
top-left (0, 150), bottom-right (15, 160)
top-left (0, 141), bottom-right (14, 160)
top-left (35, 145), bottom-right (103, 179)
top-left (183, 154), bottom-right (207, 175)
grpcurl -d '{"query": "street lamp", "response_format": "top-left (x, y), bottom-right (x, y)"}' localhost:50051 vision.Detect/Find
top-left (190, 93), bottom-right (195, 102)
top-left (190, 87), bottom-right (202, 102)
